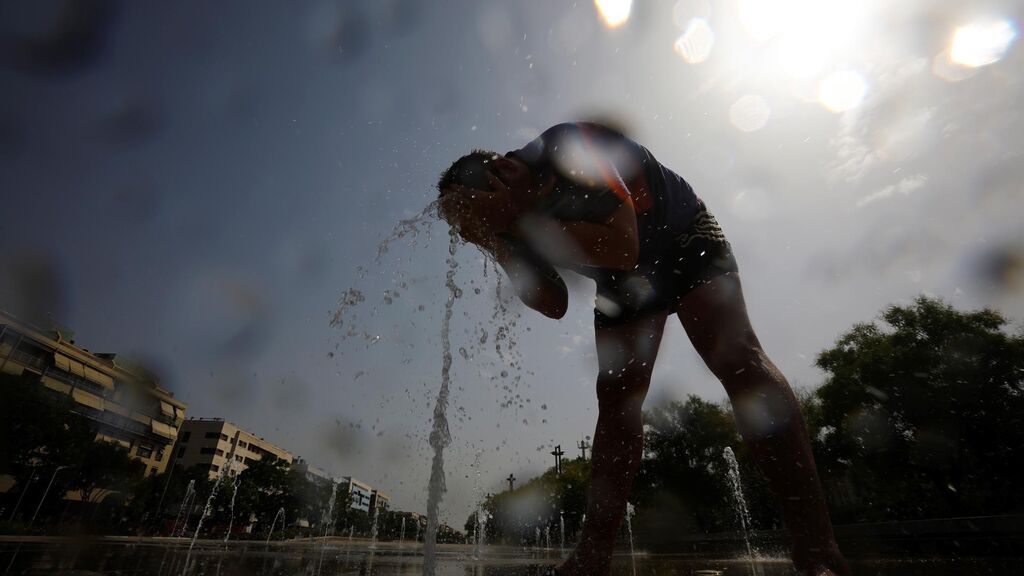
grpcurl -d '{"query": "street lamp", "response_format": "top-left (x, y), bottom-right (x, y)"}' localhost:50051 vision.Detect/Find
top-left (29, 465), bottom-right (70, 528)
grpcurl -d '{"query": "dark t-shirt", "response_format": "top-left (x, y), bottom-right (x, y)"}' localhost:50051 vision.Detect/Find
top-left (508, 122), bottom-right (700, 272)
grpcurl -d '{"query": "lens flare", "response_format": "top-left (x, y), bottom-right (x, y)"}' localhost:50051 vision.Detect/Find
top-left (817, 70), bottom-right (867, 113)
top-left (594, 0), bottom-right (632, 29)
top-left (729, 94), bottom-right (771, 132)
top-left (672, 0), bottom-right (711, 29)
top-left (673, 19), bottom-right (714, 64)
top-left (950, 20), bottom-right (1017, 68)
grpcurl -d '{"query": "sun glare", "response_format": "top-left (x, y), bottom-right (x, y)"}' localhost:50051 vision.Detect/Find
top-left (950, 20), bottom-right (1017, 68)
top-left (817, 70), bottom-right (867, 113)
top-left (737, 0), bottom-right (793, 41)
top-left (595, 0), bottom-right (632, 29)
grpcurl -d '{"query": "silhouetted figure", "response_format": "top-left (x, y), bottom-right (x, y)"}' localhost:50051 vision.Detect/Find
top-left (437, 122), bottom-right (848, 576)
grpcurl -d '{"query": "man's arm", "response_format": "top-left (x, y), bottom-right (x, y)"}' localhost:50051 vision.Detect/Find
top-left (516, 199), bottom-right (639, 271)
top-left (491, 236), bottom-right (568, 319)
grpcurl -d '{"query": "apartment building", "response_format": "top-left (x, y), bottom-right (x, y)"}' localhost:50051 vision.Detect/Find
top-left (370, 489), bottom-right (391, 513)
top-left (342, 477), bottom-right (374, 512)
top-left (0, 311), bottom-right (187, 477)
top-left (173, 418), bottom-right (294, 478)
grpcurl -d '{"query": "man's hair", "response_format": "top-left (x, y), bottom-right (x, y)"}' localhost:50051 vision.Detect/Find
top-left (437, 149), bottom-right (502, 196)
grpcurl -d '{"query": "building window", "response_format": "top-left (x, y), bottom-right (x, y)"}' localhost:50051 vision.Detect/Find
top-left (204, 432), bottom-right (219, 439)
top-left (177, 446), bottom-right (186, 458)
top-left (220, 433), bottom-right (228, 440)
top-left (235, 455), bottom-right (243, 462)
top-left (238, 441), bottom-right (248, 449)
top-left (156, 447), bottom-right (165, 461)
top-left (151, 467), bottom-right (159, 476)
top-left (200, 447), bottom-right (216, 455)
top-left (181, 431), bottom-right (191, 443)
top-left (215, 449), bottom-right (224, 456)
top-left (136, 444), bottom-right (154, 459)
top-left (209, 464), bottom-right (219, 473)
top-left (229, 469), bottom-right (236, 477)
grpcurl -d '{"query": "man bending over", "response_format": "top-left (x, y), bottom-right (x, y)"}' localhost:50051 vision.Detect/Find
top-left (437, 122), bottom-right (849, 576)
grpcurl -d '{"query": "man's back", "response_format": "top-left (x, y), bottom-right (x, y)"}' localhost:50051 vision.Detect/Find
top-left (508, 122), bottom-right (700, 268)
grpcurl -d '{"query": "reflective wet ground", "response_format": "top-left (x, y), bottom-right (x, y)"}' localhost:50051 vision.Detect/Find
top-left (0, 539), bottom-right (1017, 575)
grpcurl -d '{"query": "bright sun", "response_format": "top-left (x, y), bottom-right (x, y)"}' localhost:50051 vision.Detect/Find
top-left (594, 0), bottom-right (632, 29)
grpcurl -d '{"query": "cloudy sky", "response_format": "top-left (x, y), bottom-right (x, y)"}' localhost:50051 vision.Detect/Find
top-left (1, 0), bottom-right (1021, 526)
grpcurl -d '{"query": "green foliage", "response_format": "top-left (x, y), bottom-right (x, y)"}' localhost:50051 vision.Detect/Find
top-left (0, 373), bottom-right (94, 480)
top-left (812, 296), bottom-right (1024, 521)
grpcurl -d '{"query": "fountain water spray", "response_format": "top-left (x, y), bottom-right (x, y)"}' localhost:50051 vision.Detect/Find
top-left (560, 511), bottom-right (565, 553)
top-left (545, 525), bottom-right (551, 549)
top-left (181, 437), bottom-right (240, 574)
top-left (423, 228), bottom-right (460, 576)
top-left (223, 474), bottom-right (241, 543)
top-left (266, 508), bottom-right (285, 545)
top-left (317, 481), bottom-right (339, 576)
top-left (723, 447), bottom-right (758, 561)
top-left (170, 479), bottom-right (196, 537)
top-left (400, 516), bottom-right (407, 547)
top-left (626, 502), bottom-right (637, 576)
top-left (370, 504), bottom-right (381, 549)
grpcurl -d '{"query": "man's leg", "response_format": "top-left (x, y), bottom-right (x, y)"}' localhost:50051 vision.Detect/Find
top-left (676, 273), bottom-right (849, 576)
top-left (559, 313), bottom-right (667, 576)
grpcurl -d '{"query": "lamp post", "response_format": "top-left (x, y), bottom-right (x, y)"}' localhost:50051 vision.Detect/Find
top-left (577, 439), bottom-right (590, 461)
top-left (551, 445), bottom-right (565, 475)
top-left (29, 465), bottom-right (70, 528)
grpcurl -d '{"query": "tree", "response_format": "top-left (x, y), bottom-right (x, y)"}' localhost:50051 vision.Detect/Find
top-left (633, 395), bottom-right (779, 543)
top-left (66, 440), bottom-right (145, 505)
top-left (812, 296), bottom-right (1024, 522)
top-left (0, 373), bottom-right (94, 482)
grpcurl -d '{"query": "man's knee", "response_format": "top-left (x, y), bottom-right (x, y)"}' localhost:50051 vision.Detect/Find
top-left (706, 340), bottom-right (771, 384)
top-left (595, 371), bottom-right (650, 412)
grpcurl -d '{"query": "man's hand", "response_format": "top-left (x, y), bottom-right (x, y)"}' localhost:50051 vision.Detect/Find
top-left (440, 172), bottom-right (526, 251)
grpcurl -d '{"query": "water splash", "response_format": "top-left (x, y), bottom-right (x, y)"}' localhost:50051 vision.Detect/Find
top-left (423, 227), bottom-right (459, 576)
top-left (723, 446), bottom-right (758, 563)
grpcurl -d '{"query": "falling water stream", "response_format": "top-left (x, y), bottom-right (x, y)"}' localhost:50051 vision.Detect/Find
top-left (422, 227), bottom-right (460, 576)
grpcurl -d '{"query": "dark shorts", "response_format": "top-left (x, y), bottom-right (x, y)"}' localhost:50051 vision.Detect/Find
top-left (592, 202), bottom-right (738, 328)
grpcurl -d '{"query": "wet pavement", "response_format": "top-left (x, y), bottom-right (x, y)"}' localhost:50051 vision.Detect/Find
top-left (0, 539), bottom-right (1017, 575)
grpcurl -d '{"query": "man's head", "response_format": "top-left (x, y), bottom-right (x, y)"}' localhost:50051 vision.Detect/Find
top-left (437, 150), bottom-right (534, 197)
top-left (436, 149), bottom-right (535, 229)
